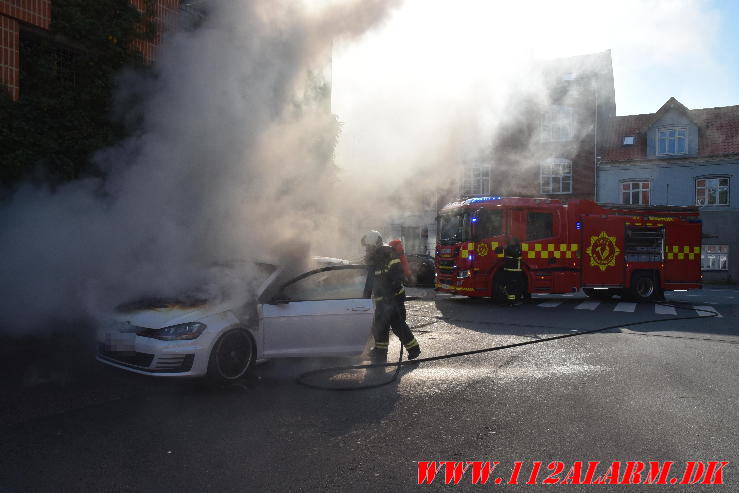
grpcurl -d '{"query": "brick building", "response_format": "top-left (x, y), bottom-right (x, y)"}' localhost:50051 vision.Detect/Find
top-left (460, 50), bottom-right (616, 201)
top-left (0, 0), bottom-right (180, 100)
top-left (0, 1), bottom-right (51, 100)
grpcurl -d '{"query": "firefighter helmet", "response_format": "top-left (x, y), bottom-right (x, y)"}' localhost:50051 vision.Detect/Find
top-left (361, 230), bottom-right (383, 249)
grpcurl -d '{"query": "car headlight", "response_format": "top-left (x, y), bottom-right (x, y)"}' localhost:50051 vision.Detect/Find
top-left (457, 270), bottom-right (471, 279)
top-left (137, 322), bottom-right (206, 341)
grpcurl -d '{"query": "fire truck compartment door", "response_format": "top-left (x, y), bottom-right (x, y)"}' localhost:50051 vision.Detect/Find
top-left (581, 219), bottom-right (625, 286)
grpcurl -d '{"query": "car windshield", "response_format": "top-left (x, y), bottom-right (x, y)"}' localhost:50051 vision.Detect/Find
top-left (438, 212), bottom-right (469, 244)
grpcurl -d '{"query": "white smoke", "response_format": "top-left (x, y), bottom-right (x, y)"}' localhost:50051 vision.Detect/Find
top-left (0, 0), bottom-right (400, 334)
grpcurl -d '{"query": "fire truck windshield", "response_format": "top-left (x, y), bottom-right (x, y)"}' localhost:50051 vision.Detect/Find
top-left (438, 212), bottom-right (470, 244)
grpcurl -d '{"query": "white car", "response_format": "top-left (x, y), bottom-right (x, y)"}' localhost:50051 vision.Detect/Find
top-left (96, 264), bottom-right (374, 381)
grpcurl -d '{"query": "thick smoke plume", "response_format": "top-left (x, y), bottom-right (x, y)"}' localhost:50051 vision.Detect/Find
top-left (0, 0), bottom-right (399, 334)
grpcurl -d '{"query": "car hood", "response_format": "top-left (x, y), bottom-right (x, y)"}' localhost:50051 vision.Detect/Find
top-left (113, 298), bottom-right (232, 330)
top-left (115, 304), bottom-right (214, 329)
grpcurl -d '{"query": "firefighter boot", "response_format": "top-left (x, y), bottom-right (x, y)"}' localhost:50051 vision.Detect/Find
top-left (405, 338), bottom-right (421, 360)
top-left (368, 348), bottom-right (388, 364)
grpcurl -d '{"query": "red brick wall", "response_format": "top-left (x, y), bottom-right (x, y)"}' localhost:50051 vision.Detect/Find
top-left (1, 15), bottom-right (19, 99)
top-left (0, 0), bottom-right (51, 29)
top-left (130, 0), bottom-right (180, 62)
top-left (0, 1), bottom-right (50, 99)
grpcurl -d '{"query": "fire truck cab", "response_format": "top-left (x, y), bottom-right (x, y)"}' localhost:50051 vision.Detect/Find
top-left (435, 197), bottom-right (702, 302)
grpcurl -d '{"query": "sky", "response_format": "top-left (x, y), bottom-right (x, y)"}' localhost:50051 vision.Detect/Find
top-left (329, 0), bottom-right (739, 175)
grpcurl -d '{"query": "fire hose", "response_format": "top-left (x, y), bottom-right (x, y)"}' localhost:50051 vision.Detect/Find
top-left (295, 301), bottom-right (721, 391)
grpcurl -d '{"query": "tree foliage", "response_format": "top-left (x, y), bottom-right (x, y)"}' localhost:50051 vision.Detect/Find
top-left (0, 0), bottom-right (156, 186)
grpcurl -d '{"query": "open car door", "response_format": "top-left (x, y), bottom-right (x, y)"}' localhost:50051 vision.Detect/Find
top-left (260, 265), bottom-right (373, 357)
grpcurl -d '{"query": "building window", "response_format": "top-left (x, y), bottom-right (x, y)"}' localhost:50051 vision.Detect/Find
top-left (657, 126), bottom-right (687, 155)
top-left (540, 158), bottom-right (572, 194)
top-left (696, 177), bottom-right (729, 206)
top-left (701, 245), bottom-right (728, 271)
top-left (461, 167), bottom-right (491, 197)
top-left (623, 136), bottom-right (635, 145)
top-left (621, 181), bottom-right (650, 205)
top-left (541, 106), bottom-right (574, 142)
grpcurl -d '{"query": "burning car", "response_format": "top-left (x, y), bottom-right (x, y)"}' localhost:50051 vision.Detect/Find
top-left (97, 263), bottom-right (373, 382)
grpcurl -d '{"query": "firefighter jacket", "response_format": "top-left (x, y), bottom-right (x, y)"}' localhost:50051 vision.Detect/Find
top-left (367, 245), bottom-right (406, 303)
top-left (503, 244), bottom-right (523, 272)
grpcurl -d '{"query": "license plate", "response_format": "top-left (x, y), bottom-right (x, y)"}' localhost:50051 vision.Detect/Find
top-left (104, 332), bottom-right (136, 351)
top-left (440, 284), bottom-right (451, 290)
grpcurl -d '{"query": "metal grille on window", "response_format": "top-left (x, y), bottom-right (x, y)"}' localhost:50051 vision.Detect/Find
top-left (701, 245), bottom-right (728, 270)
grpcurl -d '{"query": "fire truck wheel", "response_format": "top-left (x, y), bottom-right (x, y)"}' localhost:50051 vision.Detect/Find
top-left (492, 276), bottom-right (507, 303)
top-left (630, 272), bottom-right (657, 302)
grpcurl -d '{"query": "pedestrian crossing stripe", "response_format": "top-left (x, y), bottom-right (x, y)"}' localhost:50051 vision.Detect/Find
top-left (535, 301), bottom-right (722, 317)
top-left (665, 245), bottom-right (700, 261)
top-left (522, 242), bottom-right (578, 259)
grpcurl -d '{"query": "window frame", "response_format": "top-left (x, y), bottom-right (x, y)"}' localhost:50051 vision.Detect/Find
top-left (460, 166), bottom-right (491, 197)
top-left (540, 158), bottom-right (572, 194)
top-left (278, 265), bottom-right (371, 302)
top-left (701, 245), bottom-right (729, 271)
top-left (695, 176), bottom-right (730, 207)
top-left (656, 126), bottom-right (688, 156)
top-left (526, 211), bottom-right (555, 241)
top-left (620, 180), bottom-right (651, 205)
top-left (541, 105), bottom-right (574, 142)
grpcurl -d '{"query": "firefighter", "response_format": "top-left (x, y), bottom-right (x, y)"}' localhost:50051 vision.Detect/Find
top-left (361, 231), bottom-right (421, 362)
top-left (502, 237), bottom-right (525, 305)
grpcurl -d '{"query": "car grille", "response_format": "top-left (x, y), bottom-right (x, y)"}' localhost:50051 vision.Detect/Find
top-left (98, 345), bottom-right (195, 373)
top-left (98, 345), bottom-right (154, 367)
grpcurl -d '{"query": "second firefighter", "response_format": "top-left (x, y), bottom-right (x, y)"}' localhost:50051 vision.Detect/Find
top-left (361, 230), bottom-right (421, 362)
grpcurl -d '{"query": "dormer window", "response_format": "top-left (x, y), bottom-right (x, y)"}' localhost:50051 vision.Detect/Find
top-left (623, 136), bottom-right (635, 145)
top-left (657, 126), bottom-right (687, 155)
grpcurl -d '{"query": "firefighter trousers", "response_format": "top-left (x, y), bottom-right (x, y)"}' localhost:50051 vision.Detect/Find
top-left (372, 297), bottom-right (417, 351)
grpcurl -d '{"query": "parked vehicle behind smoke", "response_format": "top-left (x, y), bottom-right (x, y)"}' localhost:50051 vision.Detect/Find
top-left (406, 254), bottom-right (435, 286)
top-left (97, 260), bottom-right (373, 382)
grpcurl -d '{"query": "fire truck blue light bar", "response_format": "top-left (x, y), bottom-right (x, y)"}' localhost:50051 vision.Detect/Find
top-left (467, 196), bottom-right (502, 204)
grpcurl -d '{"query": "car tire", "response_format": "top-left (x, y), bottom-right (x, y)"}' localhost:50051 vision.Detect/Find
top-left (207, 328), bottom-right (255, 382)
top-left (628, 272), bottom-right (657, 302)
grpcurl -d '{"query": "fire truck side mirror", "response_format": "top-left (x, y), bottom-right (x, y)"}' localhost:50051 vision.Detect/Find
top-left (494, 246), bottom-right (503, 254)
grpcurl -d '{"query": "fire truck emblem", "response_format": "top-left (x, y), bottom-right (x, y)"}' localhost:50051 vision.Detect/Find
top-left (586, 231), bottom-right (620, 271)
top-left (477, 243), bottom-right (489, 257)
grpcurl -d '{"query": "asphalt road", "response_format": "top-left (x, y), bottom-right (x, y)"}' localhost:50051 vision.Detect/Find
top-left (1, 287), bottom-right (737, 492)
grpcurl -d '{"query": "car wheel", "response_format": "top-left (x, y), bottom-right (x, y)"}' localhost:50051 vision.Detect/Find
top-left (629, 273), bottom-right (657, 302)
top-left (207, 328), bottom-right (254, 382)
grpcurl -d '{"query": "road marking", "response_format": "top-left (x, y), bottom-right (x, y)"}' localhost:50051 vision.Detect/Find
top-left (613, 302), bottom-right (637, 313)
top-left (561, 293), bottom-right (574, 297)
top-left (537, 301), bottom-right (563, 308)
top-left (694, 306), bottom-right (722, 318)
top-left (655, 304), bottom-right (677, 315)
top-left (575, 301), bottom-right (600, 310)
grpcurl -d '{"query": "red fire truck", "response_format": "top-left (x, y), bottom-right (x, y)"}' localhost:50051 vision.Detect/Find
top-left (435, 196), bottom-right (702, 302)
